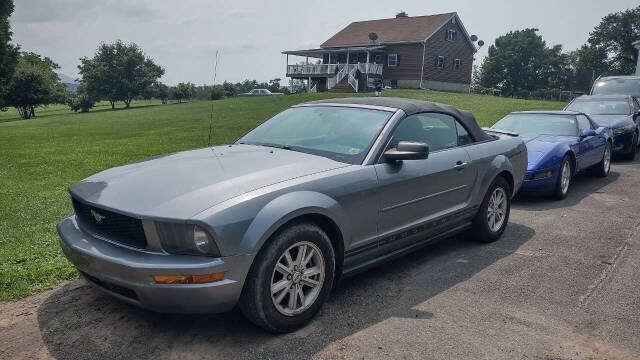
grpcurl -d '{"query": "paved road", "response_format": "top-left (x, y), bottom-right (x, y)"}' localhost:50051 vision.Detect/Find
top-left (2, 158), bottom-right (640, 360)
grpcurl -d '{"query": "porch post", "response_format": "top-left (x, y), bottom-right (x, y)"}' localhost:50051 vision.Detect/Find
top-left (290, 78), bottom-right (293, 93)
top-left (286, 54), bottom-right (289, 75)
top-left (366, 51), bottom-right (370, 90)
top-left (420, 42), bottom-right (426, 89)
top-left (308, 77), bottom-right (311, 92)
top-left (328, 52), bottom-right (331, 64)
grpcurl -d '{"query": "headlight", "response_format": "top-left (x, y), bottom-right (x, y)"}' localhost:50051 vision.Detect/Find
top-left (155, 222), bottom-right (220, 256)
top-left (613, 125), bottom-right (633, 135)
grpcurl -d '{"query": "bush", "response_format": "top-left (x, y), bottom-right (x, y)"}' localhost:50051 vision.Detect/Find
top-left (210, 86), bottom-right (224, 100)
top-left (67, 93), bottom-right (95, 113)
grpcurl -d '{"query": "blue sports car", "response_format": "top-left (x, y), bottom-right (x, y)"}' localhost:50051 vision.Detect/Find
top-left (490, 111), bottom-right (611, 199)
top-left (565, 95), bottom-right (640, 160)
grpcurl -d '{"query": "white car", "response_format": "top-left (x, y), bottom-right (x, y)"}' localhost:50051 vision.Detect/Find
top-left (238, 89), bottom-right (283, 97)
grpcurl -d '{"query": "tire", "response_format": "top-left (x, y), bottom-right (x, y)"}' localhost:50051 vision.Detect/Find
top-left (553, 155), bottom-right (572, 200)
top-left (472, 176), bottom-right (511, 243)
top-left (239, 222), bottom-right (335, 333)
top-left (625, 132), bottom-right (637, 160)
top-left (595, 141), bottom-right (612, 177)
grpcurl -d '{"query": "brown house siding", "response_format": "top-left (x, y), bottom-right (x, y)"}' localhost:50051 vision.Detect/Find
top-left (382, 43), bottom-right (424, 81)
top-left (377, 19), bottom-right (473, 91)
top-left (421, 20), bottom-right (473, 85)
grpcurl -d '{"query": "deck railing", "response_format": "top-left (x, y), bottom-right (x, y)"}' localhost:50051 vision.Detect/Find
top-left (287, 63), bottom-right (383, 76)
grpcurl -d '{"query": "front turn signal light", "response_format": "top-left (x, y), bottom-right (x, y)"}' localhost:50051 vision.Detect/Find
top-left (153, 272), bottom-right (225, 284)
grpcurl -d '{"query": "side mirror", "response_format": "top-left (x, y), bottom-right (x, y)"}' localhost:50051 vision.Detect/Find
top-left (384, 141), bottom-right (429, 162)
top-left (580, 129), bottom-right (596, 138)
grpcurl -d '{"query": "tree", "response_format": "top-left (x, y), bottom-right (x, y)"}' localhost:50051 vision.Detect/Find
top-left (476, 28), bottom-right (569, 97)
top-left (78, 40), bottom-right (164, 109)
top-left (586, 6), bottom-right (640, 75)
top-left (0, 0), bottom-right (19, 108)
top-left (171, 82), bottom-right (196, 103)
top-left (145, 81), bottom-right (169, 104)
top-left (5, 52), bottom-right (68, 119)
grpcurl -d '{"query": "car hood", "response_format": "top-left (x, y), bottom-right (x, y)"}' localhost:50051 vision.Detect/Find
top-left (69, 144), bottom-right (349, 219)
top-left (520, 134), bottom-right (575, 171)
top-left (588, 114), bottom-right (633, 128)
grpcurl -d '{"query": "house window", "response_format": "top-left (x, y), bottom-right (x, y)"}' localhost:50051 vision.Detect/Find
top-left (446, 29), bottom-right (457, 41)
top-left (388, 54), bottom-right (398, 67)
top-left (374, 54), bottom-right (382, 63)
top-left (453, 58), bottom-right (461, 70)
top-left (436, 56), bottom-right (445, 69)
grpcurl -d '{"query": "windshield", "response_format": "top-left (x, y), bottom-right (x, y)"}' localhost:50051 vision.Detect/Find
top-left (492, 114), bottom-right (578, 136)
top-left (566, 98), bottom-right (630, 115)
top-left (238, 106), bottom-right (392, 164)
top-left (592, 78), bottom-right (640, 97)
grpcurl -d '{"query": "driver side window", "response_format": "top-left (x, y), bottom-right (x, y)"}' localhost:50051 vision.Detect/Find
top-left (389, 113), bottom-right (465, 152)
top-left (576, 115), bottom-right (593, 132)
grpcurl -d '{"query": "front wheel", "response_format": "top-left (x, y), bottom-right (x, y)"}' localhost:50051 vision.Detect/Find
top-left (239, 222), bottom-right (335, 333)
top-left (472, 176), bottom-right (511, 243)
top-left (553, 155), bottom-right (572, 200)
top-left (595, 142), bottom-right (612, 177)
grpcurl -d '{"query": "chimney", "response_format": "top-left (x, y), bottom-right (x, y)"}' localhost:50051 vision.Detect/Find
top-left (396, 11), bottom-right (408, 18)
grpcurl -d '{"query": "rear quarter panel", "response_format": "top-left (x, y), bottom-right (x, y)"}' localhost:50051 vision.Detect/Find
top-left (466, 135), bottom-right (527, 203)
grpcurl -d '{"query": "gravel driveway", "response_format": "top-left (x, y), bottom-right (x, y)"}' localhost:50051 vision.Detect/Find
top-left (2, 158), bottom-right (640, 360)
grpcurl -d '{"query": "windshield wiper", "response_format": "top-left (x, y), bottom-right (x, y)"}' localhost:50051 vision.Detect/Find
top-left (253, 142), bottom-right (293, 150)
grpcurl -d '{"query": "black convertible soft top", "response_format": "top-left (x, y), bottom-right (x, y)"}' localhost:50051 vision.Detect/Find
top-left (307, 97), bottom-right (491, 142)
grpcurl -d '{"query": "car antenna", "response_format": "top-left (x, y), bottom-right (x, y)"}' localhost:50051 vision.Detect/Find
top-left (208, 49), bottom-right (219, 147)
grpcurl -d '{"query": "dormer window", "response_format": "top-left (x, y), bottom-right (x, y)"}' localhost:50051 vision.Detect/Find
top-left (446, 29), bottom-right (457, 41)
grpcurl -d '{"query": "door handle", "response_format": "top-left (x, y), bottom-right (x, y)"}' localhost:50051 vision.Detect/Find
top-left (454, 161), bottom-right (467, 170)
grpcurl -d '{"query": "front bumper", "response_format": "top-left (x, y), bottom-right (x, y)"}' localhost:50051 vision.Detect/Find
top-left (612, 131), bottom-right (634, 154)
top-left (519, 167), bottom-right (559, 195)
top-left (57, 215), bottom-right (251, 314)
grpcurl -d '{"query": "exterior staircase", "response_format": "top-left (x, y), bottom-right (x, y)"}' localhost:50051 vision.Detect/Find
top-left (328, 77), bottom-right (356, 93)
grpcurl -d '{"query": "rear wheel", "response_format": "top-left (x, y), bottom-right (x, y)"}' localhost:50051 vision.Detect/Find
top-left (472, 176), bottom-right (510, 243)
top-left (553, 156), bottom-right (572, 200)
top-left (239, 222), bottom-right (335, 333)
top-left (595, 142), bottom-right (612, 177)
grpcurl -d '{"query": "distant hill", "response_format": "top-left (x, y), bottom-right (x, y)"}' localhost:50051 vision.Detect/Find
top-left (57, 73), bottom-right (77, 84)
top-left (57, 73), bottom-right (79, 94)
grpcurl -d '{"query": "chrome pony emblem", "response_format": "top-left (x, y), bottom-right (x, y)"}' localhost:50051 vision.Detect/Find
top-left (90, 209), bottom-right (106, 224)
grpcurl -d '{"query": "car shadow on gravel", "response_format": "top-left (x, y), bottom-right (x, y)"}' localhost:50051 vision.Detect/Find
top-left (37, 222), bottom-right (534, 360)
top-left (513, 170), bottom-right (620, 211)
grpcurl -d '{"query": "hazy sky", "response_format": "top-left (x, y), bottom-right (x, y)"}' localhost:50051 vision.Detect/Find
top-left (10, 0), bottom-right (639, 86)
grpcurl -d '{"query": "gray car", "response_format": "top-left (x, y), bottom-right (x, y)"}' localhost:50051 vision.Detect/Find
top-left (58, 97), bottom-right (527, 332)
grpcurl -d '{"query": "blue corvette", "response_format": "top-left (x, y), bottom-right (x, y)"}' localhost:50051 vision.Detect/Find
top-left (491, 111), bottom-right (611, 199)
top-left (565, 95), bottom-right (640, 160)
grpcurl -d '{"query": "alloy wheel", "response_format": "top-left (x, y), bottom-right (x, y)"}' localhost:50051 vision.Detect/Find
top-left (270, 241), bottom-right (325, 316)
top-left (487, 187), bottom-right (507, 232)
top-left (604, 144), bottom-right (611, 173)
top-left (560, 160), bottom-right (571, 195)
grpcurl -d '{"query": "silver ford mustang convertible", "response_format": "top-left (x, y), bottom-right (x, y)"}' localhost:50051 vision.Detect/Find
top-left (58, 97), bottom-right (527, 332)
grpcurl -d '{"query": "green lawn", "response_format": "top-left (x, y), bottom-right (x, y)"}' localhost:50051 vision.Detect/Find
top-left (0, 90), bottom-right (565, 301)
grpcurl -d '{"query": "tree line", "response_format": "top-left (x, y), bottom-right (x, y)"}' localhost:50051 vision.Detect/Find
top-left (474, 6), bottom-right (640, 98)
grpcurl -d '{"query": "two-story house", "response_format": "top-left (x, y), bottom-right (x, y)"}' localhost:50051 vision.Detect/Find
top-left (283, 12), bottom-right (477, 93)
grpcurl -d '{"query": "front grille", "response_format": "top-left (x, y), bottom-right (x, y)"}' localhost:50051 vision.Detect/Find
top-left (82, 272), bottom-right (138, 300)
top-left (72, 197), bottom-right (148, 249)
